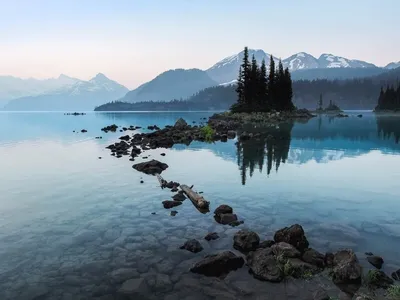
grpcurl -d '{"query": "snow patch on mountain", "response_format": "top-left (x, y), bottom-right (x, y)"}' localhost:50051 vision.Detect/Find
top-left (385, 61), bottom-right (400, 69)
top-left (219, 79), bottom-right (238, 86)
top-left (282, 52), bottom-right (319, 71)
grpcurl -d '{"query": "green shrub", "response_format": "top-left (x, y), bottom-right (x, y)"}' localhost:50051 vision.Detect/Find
top-left (201, 125), bottom-right (215, 141)
top-left (388, 285), bottom-right (400, 300)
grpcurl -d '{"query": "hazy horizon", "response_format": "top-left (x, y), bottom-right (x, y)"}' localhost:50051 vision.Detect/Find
top-left (1, 0), bottom-right (399, 89)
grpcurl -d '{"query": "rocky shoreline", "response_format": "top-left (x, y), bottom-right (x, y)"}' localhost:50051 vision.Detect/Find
top-left (98, 114), bottom-right (399, 300)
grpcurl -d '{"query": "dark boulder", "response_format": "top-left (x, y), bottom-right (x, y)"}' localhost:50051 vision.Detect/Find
top-left (325, 252), bottom-right (334, 267)
top-left (170, 210), bottom-right (178, 216)
top-left (258, 240), bottom-right (275, 249)
top-left (233, 230), bottom-right (260, 252)
top-left (214, 204), bottom-right (233, 216)
top-left (81, 129), bottom-right (87, 133)
top-left (274, 224), bottom-right (309, 252)
top-left (101, 124), bottom-right (118, 132)
top-left (190, 251), bottom-right (244, 277)
top-left (132, 159), bottom-right (168, 175)
top-left (392, 269), bottom-right (400, 281)
top-left (172, 192), bottom-right (186, 202)
top-left (227, 130), bottom-right (236, 139)
top-left (271, 242), bottom-right (301, 258)
top-left (367, 256), bottom-right (384, 269)
top-left (179, 239), bottom-right (203, 253)
top-left (228, 220), bottom-right (244, 227)
top-left (247, 248), bottom-right (283, 282)
top-left (331, 249), bottom-right (362, 285)
top-left (204, 232), bottom-right (219, 241)
top-left (162, 200), bottom-right (182, 209)
top-left (366, 270), bottom-right (394, 289)
top-left (357, 114), bottom-right (363, 118)
top-left (216, 213), bottom-right (238, 225)
top-left (302, 248), bottom-right (325, 268)
top-left (119, 135), bottom-right (130, 141)
top-left (174, 118), bottom-right (188, 129)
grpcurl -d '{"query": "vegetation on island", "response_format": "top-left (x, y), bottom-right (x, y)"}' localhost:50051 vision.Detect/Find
top-left (375, 84), bottom-right (400, 111)
top-left (316, 94), bottom-right (343, 113)
top-left (231, 47), bottom-right (294, 113)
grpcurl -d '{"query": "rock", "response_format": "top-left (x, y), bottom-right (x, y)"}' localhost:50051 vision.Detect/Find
top-left (161, 153), bottom-right (166, 156)
top-left (313, 288), bottom-right (330, 300)
top-left (180, 239), bottom-right (203, 253)
top-left (132, 159), bottom-right (168, 175)
top-left (140, 180), bottom-right (144, 184)
top-left (271, 242), bottom-right (301, 258)
top-left (162, 200), bottom-right (182, 209)
top-left (110, 268), bottom-right (139, 283)
top-left (81, 129), bottom-right (87, 133)
top-left (274, 224), bottom-right (309, 252)
top-left (101, 124), bottom-right (118, 132)
top-left (365, 252), bottom-right (374, 256)
top-left (239, 132), bottom-right (251, 141)
top-left (171, 187), bottom-right (178, 192)
top-left (174, 118), bottom-right (188, 129)
top-left (332, 249), bottom-right (362, 284)
top-left (366, 270), bottom-right (394, 289)
top-left (170, 210), bottom-right (178, 216)
top-left (392, 269), bottom-right (400, 281)
top-left (214, 204), bottom-right (233, 216)
top-left (119, 135), bottom-right (130, 141)
top-left (172, 193), bottom-right (186, 202)
top-left (247, 248), bottom-right (283, 282)
top-left (256, 240), bottom-right (274, 249)
top-left (190, 251), bottom-right (244, 277)
top-left (233, 230), bottom-right (260, 252)
top-left (205, 232), bottom-right (219, 241)
top-left (154, 273), bottom-right (172, 292)
top-left (288, 258), bottom-right (319, 278)
top-left (227, 130), bottom-right (236, 139)
top-left (151, 212), bottom-right (156, 215)
top-left (98, 157), bottom-right (102, 159)
top-left (216, 213), bottom-right (238, 225)
top-left (302, 248), bottom-right (325, 268)
top-left (357, 114), bottom-right (363, 118)
top-left (228, 220), bottom-right (244, 227)
top-left (325, 252), bottom-right (334, 267)
top-left (118, 278), bottom-right (149, 297)
top-left (367, 255), bottom-right (384, 269)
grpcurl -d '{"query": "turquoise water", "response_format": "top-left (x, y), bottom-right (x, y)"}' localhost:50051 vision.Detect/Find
top-left (0, 111), bottom-right (399, 299)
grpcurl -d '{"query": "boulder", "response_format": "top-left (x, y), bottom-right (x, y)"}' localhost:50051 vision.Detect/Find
top-left (271, 242), bottom-right (301, 258)
top-left (258, 240), bottom-right (275, 249)
top-left (392, 269), bottom-right (400, 281)
top-left (180, 239), bottom-right (203, 253)
top-left (214, 204), bottom-right (233, 216)
top-left (174, 118), bottom-right (188, 129)
top-left (331, 249), bottom-right (362, 284)
top-left (132, 159), bottom-right (168, 175)
top-left (367, 255), bottom-right (384, 269)
top-left (325, 252), bottom-right (334, 267)
top-left (227, 130), bottom-right (236, 139)
top-left (247, 248), bottom-right (283, 282)
top-left (162, 200), bottom-right (182, 209)
top-left (216, 213), bottom-right (238, 225)
top-left (302, 248), bottom-right (325, 268)
top-left (274, 224), bottom-right (309, 252)
top-left (170, 210), bottom-right (178, 216)
top-left (366, 270), bottom-right (394, 289)
top-left (172, 192), bottom-right (186, 202)
top-left (81, 129), bottom-right (87, 133)
top-left (233, 230), bottom-right (260, 252)
top-left (287, 258), bottom-right (319, 278)
top-left (119, 135), bottom-right (130, 141)
top-left (204, 232), bottom-right (219, 241)
top-left (190, 251), bottom-right (244, 277)
top-left (313, 289), bottom-right (330, 300)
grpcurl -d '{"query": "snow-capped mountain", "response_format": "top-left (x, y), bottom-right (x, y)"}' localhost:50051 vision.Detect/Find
top-left (317, 53), bottom-right (376, 69)
top-left (206, 49), bottom-right (279, 84)
top-left (3, 73), bottom-right (129, 111)
top-left (385, 61), bottom-right (400, 69)
top-left (282, 52), bottom-right (319, 71)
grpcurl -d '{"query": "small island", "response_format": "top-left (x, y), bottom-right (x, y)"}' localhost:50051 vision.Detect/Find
top-left (374, 85), bottom-right (400, 112)
top-left (314, 94), bottom-right (343, 113)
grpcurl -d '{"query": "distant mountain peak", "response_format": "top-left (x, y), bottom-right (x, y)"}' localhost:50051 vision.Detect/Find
top-left (91, 73), bottom-right (109, 81)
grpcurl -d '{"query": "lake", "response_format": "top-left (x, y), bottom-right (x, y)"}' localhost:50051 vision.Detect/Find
top-left (0, 111), bottom-right (399, 300)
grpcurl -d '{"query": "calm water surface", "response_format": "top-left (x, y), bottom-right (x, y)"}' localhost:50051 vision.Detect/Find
top-left (0, 111), bottom-right (399, 300)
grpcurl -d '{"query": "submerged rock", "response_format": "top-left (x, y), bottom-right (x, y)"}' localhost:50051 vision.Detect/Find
top-left (132, 159), bottom-right (168, 175)
top-left (180, 239), bottom-right (203, 253)
top-left (332, 249), bottom-right (362, 285)
top-left (190, 251), bottom-right (244, 277)
top-left (204, 232), bottom-right (219, 241)
top-left (233, 230), bottom-right (260, 252)
top-left (274, 224), bottom-right (309, 252)
top-left (216, 213), bottom-right (238, 225)
top-left (162, 200), bottom-right (182, 209)
top-left (247, 248), bottom-right (283, 282)
top-left (214, 204), bottom-right (233, 216)
top-left (118, 278), bottom-right (149, 298)
top-left (367, 255), bottom-right (384, 269)
top-left (170, 210), bottom-right (178, 216)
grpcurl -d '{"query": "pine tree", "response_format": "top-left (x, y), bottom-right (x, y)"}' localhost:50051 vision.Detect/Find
top-left (242, 47), bottom-right (251, 111)
top-left (259, 59), bottom-right (268, 111)
top-left (250, 54), bottom-right (259, 110)
top-left (283, 68), bottom-right (294, 111)
top-left (268, 55), bottom-right (275, 109)
top-left (274, 59), bottom-right (285, 110)
top-left (318, 94), bottom-right (323, 110)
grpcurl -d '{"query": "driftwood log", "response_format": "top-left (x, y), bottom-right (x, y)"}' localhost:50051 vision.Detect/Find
top-left (180, 184), bottom-right (210, 211)
top-left (156, 174), bottom-right (167, 188)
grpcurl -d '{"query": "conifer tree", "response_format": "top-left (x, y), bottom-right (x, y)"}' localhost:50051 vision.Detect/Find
top-left (250, 54), bottom-right (259, 110)
top-left (283, 68), bottom-right (294, 111)
top-left (318, 93), bottom-right (323, 110)
top-left (259, 59), bottom-right (268, 111)
top-left (268, 55), bottom-right (276, 109)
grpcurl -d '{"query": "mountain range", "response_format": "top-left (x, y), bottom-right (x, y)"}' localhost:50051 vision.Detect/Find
top-left (2, 74), bottom-right (128, 111)
top-left (1, 49), bottom-right (399, 110)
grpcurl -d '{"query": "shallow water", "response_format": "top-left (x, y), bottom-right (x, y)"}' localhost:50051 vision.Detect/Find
top-left (0, 111), bottom-right (399, 299)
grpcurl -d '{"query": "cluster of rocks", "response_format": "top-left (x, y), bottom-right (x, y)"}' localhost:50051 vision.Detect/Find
top-left (187, 223), bottom-right (398, 296)
top-left (64, 112), bottom-right (86, 115)
top-left (147, 125), bottom-right (160, 131)
top-left (213, 204), bottom-right (243, 226)
top-left (133, 160), bottom-right (169, 175)
top-left (101, 124), bottom-right (119, 132)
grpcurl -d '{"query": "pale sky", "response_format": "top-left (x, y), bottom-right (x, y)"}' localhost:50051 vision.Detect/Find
top-left (1, 0), bottom-right (399, 89)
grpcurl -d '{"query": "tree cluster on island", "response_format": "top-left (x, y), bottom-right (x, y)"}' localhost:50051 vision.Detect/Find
top-left (231, 47), bottom-right (294, 113)
top-left (316, 94), bottom-right (343, 112)
top-left (375, 84), bottom-right (400, 111)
